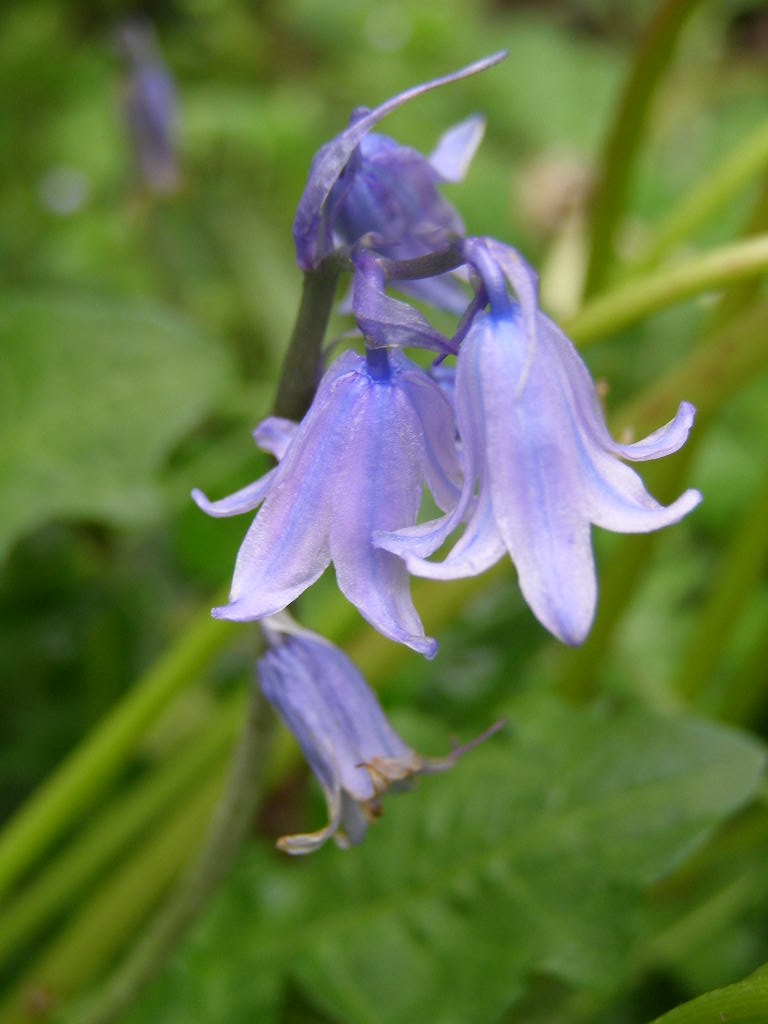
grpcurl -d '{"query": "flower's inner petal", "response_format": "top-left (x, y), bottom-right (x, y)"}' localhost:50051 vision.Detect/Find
top-left (378, 324), bottom-right (501, 574)
top-left (392, 274), bottom-right (470, 315)
top-left (429, 114), bottom-right (486, 182)
top-left (398, 361), bottom-right (462, 512)
top-left (336, 792), bottom-right (372, 848)
top-left (190, 469), bottom-right (275, 518)
top-left (252, 416), bottom-right (299, 460)
top-left (353, 253), bottom-right (452, 353)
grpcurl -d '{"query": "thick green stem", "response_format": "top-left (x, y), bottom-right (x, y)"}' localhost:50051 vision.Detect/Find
top-left (583, 0), bottom-right (705, 296)
top-left (0, 773), bottom-right (225, 1024)
top-left (673, 463), bottom-right (768, 704)
top-left (272, 259), bottom-right (344, 420)
top-left (558, 296), bottom-right (768, 700)
top-left (75, 677), bottom-right (273, 1024)
top-left (568, 234), bottom-right (768, 346)
top-left (0, 695), bottom-right (242, 968)
top-left (0, 601), bottom-right (235, 905)
top-left (631, 120), bottom-right (768, 270)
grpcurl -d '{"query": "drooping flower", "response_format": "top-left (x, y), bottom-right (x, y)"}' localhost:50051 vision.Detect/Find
top-left (258, 615), bottom-right (502, 854)
top-left (117, 19), bottom-right (180, 195)
top-left (292, 50), bottom-right (505, 312)
top-left (193, 344), bottom-right (461, 657)
top-left (376, 237), bottom-right (702, 646)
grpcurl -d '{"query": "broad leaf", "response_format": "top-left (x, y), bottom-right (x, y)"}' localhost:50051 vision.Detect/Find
top-left (126, 699), bottom-right (765, 1024)
top-left (0, 291), bottom-right (233, 557)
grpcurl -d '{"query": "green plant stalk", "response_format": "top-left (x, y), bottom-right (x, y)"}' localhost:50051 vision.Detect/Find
top-left (649, 961), bottom-right (768, 1023)
top-left (707, 174), bottom-right (768, 334)
top-left (558, 296), bottom-right (768, 699)
top-left (568, 234), bottom-right (768, 346)
top-left (672, 464), bottom-right (768, 703)
top-left (0, 771), bottom-right (225, 1024)
top-left (0, 600), bottom-right (236, 906)
top-left (76, 678), bottom-right (273, 1024)
top-left (0, 694), bottom-right (243, 969)
top-left (583, 0), bottom-right (705, 296)
top-left (3, 230), bottom-right (766, 918)
top-left (715, 608), bottom-right (768, 726)
top-left (13, 288), bottom-right (768, 1010)
top-left (631, 120), bottom-right (768, 270)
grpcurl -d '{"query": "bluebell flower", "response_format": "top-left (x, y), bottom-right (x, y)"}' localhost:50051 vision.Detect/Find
top-left (193, 346), bottom-right (460, 657)
top-left (292, 51), bottom-right (505, 311)
top-left (377, 237), bottom-right (702, 646)
top-left (117, 20), bottom-right (180, 195)
top-left (258, 615), bottom-right (502, 854)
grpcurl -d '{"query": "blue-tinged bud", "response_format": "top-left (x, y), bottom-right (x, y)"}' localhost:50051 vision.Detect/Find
top-left (258, 615), bottom-right (503, 854)
top-left (291, 53), bottom-right (506, 276)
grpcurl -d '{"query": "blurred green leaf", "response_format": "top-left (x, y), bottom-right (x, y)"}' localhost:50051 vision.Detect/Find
top-left (126, 698), bottom-right (765, 1024)
top-left (0, 291), bottom-right (234, 558)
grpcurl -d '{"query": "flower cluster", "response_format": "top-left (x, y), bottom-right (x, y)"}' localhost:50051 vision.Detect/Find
top-left (195, 54), bottom-right (701, 851)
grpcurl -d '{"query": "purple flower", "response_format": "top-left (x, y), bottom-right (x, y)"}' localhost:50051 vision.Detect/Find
top-left (291, 52), bottom-right (505, 295)
top-left (193, 347), bottom-right (461, 657)
top-left (377, 238), bottom-right (702, 646)
top-left (258, 615), bottom-right (502, 854)
top-left (117, 20), bottom-right (180, 195)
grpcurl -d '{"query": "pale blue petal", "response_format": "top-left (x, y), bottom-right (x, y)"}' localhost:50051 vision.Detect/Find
top-left (252, 416), bottom-right (298, 459)
top-left (397, 356), bottom-right (461, 512)
top-left (190, 470), bottom-right (275, 518)
top-left (429, 114), bottom-right (486, 182)
top-left (539, 315), bottom-right (696, 461)
top-left (214, 354), bottom-right (361, 620)
top-left (258, 629), bottom-right (418, 851)
top-left (329, 368), bottom-right (437, 657)
top-left (478, 316), bottom-right (598, 645)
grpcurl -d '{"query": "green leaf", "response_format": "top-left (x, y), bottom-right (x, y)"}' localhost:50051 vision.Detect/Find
top-left (127, 699), bottom-right (765, 1024)
top-left (0, 291), bottom-right (234, 558)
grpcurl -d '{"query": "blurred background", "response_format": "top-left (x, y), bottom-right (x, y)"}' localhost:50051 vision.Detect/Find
top-left (1, 0), bottom-right (768, 1022)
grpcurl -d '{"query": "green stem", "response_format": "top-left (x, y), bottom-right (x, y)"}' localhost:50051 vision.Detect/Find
top-left (649, 963), bottom-right (768, 1023)
top-left (583, 0), bottom-right (705, 296)
top-left (631, 120), bottom-right (768, 270)
top-left (58, 257), bottom-right (345, 1024)
top-left (673, 463), bottom-right (768, 703)
top-left (0, 600), bottom-right (236, 905)
top-left (0, 772), bottom-right (225, 1024)
top-left (718, 609), bottom-right (768, 725)
top-left (272, 260), bottom-right (344, 420)
top-left (0, 695), bottom-right (242, 969)
top-left (706, 174), bottom-right (768, 334)
top-left (568, 234), bottom-right (768, 347)
top-left (558, 296), bottom-right (768, 699)
top-left (75, 678), bottom-right (273, 1024)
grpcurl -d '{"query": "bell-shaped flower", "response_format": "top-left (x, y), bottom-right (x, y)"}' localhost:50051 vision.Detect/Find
top-left (258, 615), bottom-right (502, 854)
top-left (377, 237), bottom-right (702, 646)
top-left (292, 51), bottom-right (505, 311)
top-left (117, 19), bottom-right (180, 195)
top-left (192, 345), bottom-right (461, 657)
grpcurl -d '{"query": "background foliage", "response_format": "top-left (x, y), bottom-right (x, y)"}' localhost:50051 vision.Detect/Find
top-left (1, 1), bottom-right (768, 1022)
